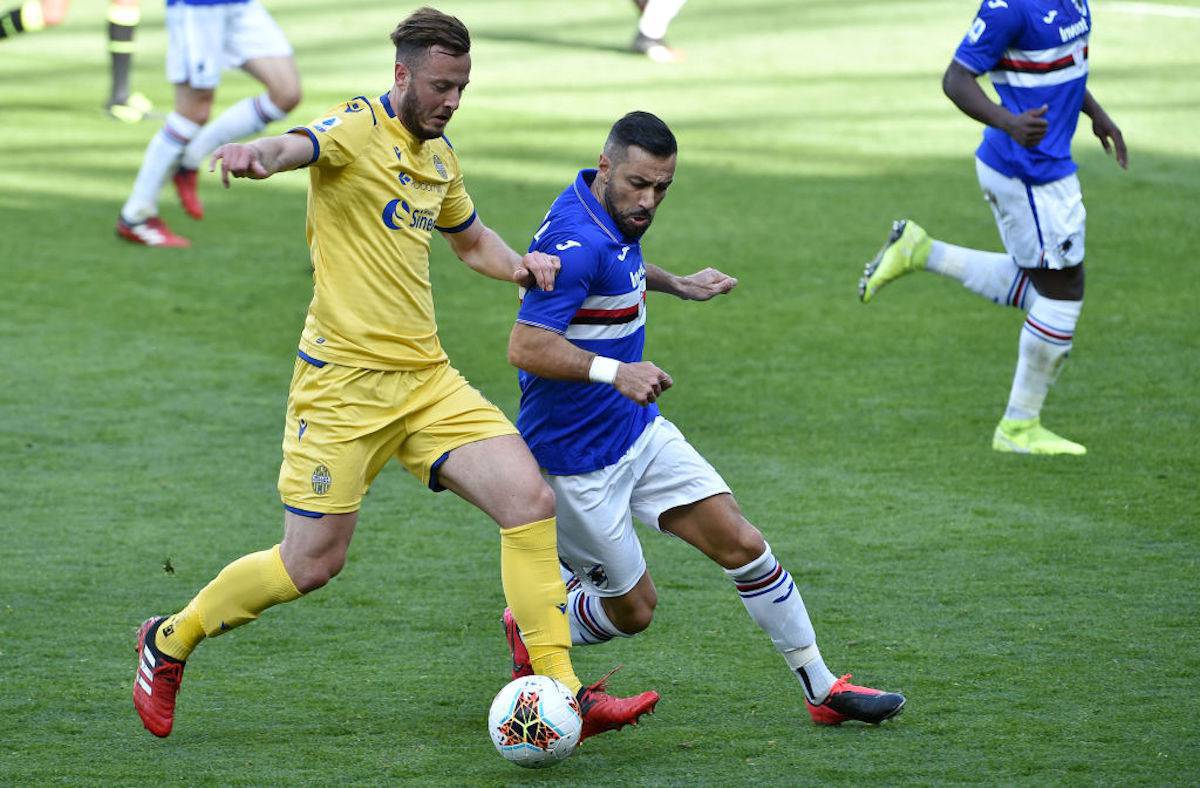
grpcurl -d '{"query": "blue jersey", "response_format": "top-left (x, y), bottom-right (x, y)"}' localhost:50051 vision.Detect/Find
top-left (516, 169), bottom-right (657, 476)
top-left (954, 0), bottom-right (1091, 184)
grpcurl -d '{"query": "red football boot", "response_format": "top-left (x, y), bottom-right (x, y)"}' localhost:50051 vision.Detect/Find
top-left (805, 674), bottom-right (905, 725)
top-left (577, 667), bottom-right (660, 741)
top-left (116, 216), bottom-right (191, 248)
top-left (172, 167), bottom-right (204, 220)
top-left (502, 608), bottom-right (534, 680)
top-left (133, 617), bottom-right (186, 737)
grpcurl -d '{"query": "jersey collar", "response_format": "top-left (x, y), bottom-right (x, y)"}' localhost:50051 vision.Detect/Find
top-left (573, 169), bottom-right (630, 244)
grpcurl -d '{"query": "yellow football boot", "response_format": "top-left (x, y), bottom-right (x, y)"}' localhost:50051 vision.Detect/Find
top-left (859, 220), bottom-right (931, 304)
top-left (992, 417), bottom-right (1086, 456)
top-left (107, 92), bottom-right (154, 124)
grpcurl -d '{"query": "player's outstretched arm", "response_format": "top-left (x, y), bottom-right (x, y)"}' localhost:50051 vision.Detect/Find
top-left (442, 218), bottom-right (560, 290)
top-left (1082, 90), bottom-right (1128, 170)
top-left (508, 323), bottom-right (672, 406)
top-left (942, 60), bottom-right (1048, 149)
top-left (646, 264), bottom-right (737, 301)
top-left (209, 133), bottom-right (314, 188)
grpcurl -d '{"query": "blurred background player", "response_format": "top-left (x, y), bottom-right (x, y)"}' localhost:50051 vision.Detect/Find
top-left (116, 0), bottom-right (301, 247)
top-left (630, 0), bottom-right (686, 63)
top-left (858, 0), bottom-right (1125, 455)
top-left (0, 0), bottom-right (153, 121)
top-left (504, 111), bottom-right (907, 727)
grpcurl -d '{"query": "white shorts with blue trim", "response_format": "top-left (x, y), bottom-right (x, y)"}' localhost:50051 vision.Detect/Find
top-left (976, 157), bottom-right (1086, 270)
top-left (166, 1), bottom-right (292, 90)
top-left (546, 417), bottom-right (730, 598)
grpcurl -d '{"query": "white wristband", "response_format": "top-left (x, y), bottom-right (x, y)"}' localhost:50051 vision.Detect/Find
top-left (588, 356), bottom-right (620, 385)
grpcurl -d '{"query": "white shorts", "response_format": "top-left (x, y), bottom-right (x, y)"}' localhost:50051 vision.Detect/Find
top-left (546, 417), bottom-right (730, 598)
top-left (165, 1), bottom-right (292, 89)
top-left (976, 157), bottom-right (1086, 270)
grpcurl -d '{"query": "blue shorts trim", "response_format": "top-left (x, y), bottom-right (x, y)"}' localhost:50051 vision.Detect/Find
top-left (1024, 183), bottom-right (1047, 268)
top-left (297, 349), bottom-right (326, 367)
top-left (284, 504), bottom-right (326, 519)
top-left (428, 451), bottom-right (451, 492)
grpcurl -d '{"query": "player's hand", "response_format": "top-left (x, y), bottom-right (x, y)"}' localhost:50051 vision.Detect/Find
top-left (1003, 105), bottom-right (1049, 148)
top-left (514, 251), bottom-right (561, 291)
top-left (613, 361), bottom-right (673, 406)
top-left (1091, 110), bottom-right (1128, 170)
top-left (210, 143), bottom-right (270, 188)
top-left (677, 267), bottom-right (738, 301)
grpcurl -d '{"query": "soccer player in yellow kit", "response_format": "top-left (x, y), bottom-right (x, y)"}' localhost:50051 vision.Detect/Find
top-left (131, 7), bottom-right (658, 741)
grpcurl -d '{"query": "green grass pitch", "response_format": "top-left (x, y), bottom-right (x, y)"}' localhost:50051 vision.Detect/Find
top-left (2, 0), bottom-right (1198, 783)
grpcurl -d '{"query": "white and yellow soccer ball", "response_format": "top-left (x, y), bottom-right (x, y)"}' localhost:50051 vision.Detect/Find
top-left (487, 675), bottom-right (582, 768)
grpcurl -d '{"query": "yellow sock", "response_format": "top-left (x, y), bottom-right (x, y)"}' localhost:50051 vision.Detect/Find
top-left (156, 544), bottom-right (301, 661)
top-left (500, 517), bottom-right (581, 693)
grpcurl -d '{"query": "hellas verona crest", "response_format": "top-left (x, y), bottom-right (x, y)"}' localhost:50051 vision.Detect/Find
top-left (312, 464), bottom-right (332, 495)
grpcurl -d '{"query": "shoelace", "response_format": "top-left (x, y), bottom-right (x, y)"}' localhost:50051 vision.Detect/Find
top-left (808, 674), bottom-right (854, 707)
top-left (579, 665), bottom-right (623, 700)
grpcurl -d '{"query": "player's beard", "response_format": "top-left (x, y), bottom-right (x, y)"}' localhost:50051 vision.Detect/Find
top-left (603, 181), bottom-right (654, 240)
top-left (398, 85), bottom-right (444, 141)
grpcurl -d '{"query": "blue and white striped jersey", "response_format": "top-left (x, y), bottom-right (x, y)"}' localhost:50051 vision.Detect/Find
top-left (516, 169), bottom-right (658, 476)
top-left (954, 0), bottom-right (1091, 184)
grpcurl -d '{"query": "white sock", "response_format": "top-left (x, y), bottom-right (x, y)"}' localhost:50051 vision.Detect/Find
top-left (726, 543), bottom-right (837, 704)
top-left (639, 0), bottom-right (686, 39)
top-left (926, 240), bottom-right (1038, 310)
top-left (1005, 297), bottom-right (1082, 420)
top-left (179, 93), bottom-right (286, 170)
top-left (564, 581), bottom-right (628, 646)
top-left (121, 112), bottom-right (198, 222)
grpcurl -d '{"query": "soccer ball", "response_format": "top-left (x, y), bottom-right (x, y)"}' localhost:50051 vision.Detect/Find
top-left (487, 675), bottom-right (582, 768)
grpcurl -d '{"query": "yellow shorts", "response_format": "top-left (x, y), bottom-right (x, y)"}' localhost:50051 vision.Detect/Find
top-left (278, 352), bottom-right (517, 515)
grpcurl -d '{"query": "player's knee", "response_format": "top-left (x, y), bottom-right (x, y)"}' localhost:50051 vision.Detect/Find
top-left (722, 521), bottom-right (767, 569)
top-left (523, 482), bottom-right (556, 523)
top-left (286, 551), bottom-right (345, 593)
top-left (1029, 263), bottom-right (1085, 301)
top-left (620, 608), bottom-right (654, 635)
top-left (269, 83), bottom-right (302, 114)
top-left (611, 594), bottom-right (656, 635)
top-left (176, 103), bottom-right (212, 126)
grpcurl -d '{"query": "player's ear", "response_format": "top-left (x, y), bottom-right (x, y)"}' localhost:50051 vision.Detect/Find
top-left (597, 153), bottom-right (611, 179)
top-left (394, 61), bottom-right (410, 91)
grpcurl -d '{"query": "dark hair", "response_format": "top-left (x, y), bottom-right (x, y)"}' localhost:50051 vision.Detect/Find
top-left (390, 7), bottom-right (470, 66)
top-left (604, 111), bottom-right (677, 160)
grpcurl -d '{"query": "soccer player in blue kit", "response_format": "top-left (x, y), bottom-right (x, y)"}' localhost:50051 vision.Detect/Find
top-left (859, 0), bottom-right (1126, 455)
top-left (502, 111), bottom-right (906, 727)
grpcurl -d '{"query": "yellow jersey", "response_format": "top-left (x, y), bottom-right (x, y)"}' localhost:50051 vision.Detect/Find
top-left (288, 93), bottom-right (477, 370)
